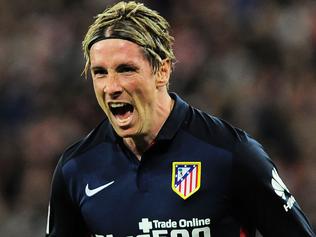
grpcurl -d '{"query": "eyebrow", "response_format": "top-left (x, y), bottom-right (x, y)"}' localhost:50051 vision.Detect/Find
top-left (117, 63), bottom-right (138, 69)
top-left (91, 62), bottom-right (139, 71)
top-left (91, 66), bottom-right (105, 71)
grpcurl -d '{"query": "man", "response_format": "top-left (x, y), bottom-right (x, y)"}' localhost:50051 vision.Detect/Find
top-left (46, 1), bottom-right (315, 236)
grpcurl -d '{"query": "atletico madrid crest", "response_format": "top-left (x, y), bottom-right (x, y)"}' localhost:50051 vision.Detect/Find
top-left (172, 162), bottom-right (201, 200)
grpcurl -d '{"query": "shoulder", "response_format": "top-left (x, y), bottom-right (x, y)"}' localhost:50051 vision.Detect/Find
top-left (57, 119), bottom-right (113, 168)
top-left (184, 106), bottom-right (272, 170)
top-left (183, 106), bottom-right (249, 152)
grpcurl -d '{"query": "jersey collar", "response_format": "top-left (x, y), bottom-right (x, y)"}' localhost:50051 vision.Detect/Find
top-left (154, 92), bottom-right (190, 141)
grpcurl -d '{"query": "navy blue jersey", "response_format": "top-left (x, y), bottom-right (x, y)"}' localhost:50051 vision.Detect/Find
top-left (46, 93), bottom-right (315, 237)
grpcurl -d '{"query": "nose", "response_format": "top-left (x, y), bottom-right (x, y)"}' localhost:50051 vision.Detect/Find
top-left (104, 72), bottom-right (123, 99)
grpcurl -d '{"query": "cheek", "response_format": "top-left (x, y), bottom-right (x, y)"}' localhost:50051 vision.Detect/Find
top-left (92, 80), bottom-right (107, 109)
top-left (92, 80), bottom-right (105, 100)
top-left (92, 79), bottom-right (103, 92)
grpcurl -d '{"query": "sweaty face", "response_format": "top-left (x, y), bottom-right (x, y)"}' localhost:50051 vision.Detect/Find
top-left (89, 39), bottom-right (160, 138)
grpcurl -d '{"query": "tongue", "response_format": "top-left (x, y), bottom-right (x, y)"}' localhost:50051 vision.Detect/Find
top-left (116, 110), bottom-right (132, 120)
top-left (112, 104), bottom-right (133, 121)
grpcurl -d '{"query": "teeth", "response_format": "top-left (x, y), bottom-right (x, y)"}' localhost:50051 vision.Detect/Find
top-left (110, 103), bottom-right (126, 108)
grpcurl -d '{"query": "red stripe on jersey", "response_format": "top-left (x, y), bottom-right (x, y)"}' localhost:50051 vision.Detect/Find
top-left (195, 166), bottom-right (199, 186)
top-left (184, 176), bottom-right (187, 196)
top-left (189, 169), bottom-right (193, 192)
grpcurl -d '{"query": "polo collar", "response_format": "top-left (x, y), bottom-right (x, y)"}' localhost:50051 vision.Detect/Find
top-left (155, 92), bottom-right (189, 141)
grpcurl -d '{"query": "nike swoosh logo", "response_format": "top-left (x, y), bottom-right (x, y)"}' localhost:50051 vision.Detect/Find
top-left (85, 181), bottom-right (115, 197)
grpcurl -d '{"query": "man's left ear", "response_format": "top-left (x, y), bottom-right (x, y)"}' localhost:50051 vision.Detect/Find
top-left (155, 59), bottom-right (171, 88)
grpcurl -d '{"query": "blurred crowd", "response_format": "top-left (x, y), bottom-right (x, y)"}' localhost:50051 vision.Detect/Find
top-left (0, 0), bottom-right (315, 236)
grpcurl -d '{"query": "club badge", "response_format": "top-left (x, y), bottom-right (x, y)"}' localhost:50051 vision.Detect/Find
top-left (172, 162), bottom-right (201, 199)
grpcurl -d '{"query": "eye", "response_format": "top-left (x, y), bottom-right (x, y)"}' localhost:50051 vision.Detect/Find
top-left (92, 67), bottom-right (107, 77)
top-left (117, 64), bottom-right (137, 74)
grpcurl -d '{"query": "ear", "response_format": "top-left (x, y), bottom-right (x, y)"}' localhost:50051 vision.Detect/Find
top-left (155, 59), bottom-right (172, 88)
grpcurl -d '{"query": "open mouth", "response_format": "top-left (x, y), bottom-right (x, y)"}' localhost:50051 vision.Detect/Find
top-left (109, 102), bottom-right (134, 120)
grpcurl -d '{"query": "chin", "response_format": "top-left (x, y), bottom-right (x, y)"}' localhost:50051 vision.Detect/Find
top-left (114, 127), bottom-right (137, 138)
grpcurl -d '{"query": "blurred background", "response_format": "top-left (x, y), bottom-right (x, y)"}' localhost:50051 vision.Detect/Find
top-left (0, 0), bottom-right (315, 235)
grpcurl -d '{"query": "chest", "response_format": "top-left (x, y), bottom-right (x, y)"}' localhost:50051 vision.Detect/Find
top-left (66, 141), bottom-right (235, 236)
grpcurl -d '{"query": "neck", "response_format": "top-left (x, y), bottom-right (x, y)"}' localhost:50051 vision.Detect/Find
top-left (123, 93), bottom-right (174, 160)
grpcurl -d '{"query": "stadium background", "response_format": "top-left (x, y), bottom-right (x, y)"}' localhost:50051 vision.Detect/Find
top-left (0, 0), bottom-right (315, 235)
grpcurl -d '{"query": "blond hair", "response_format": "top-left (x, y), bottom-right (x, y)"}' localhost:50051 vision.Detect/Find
top-left (82, 1), bottom-right (176, 78)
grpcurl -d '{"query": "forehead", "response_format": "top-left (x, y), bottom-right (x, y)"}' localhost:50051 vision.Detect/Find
top-left (89, 39), bottom-right (148, 66)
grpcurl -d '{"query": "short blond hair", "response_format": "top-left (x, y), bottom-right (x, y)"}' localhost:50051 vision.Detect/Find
top-left (82, 1), bottom-right (176, 78)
